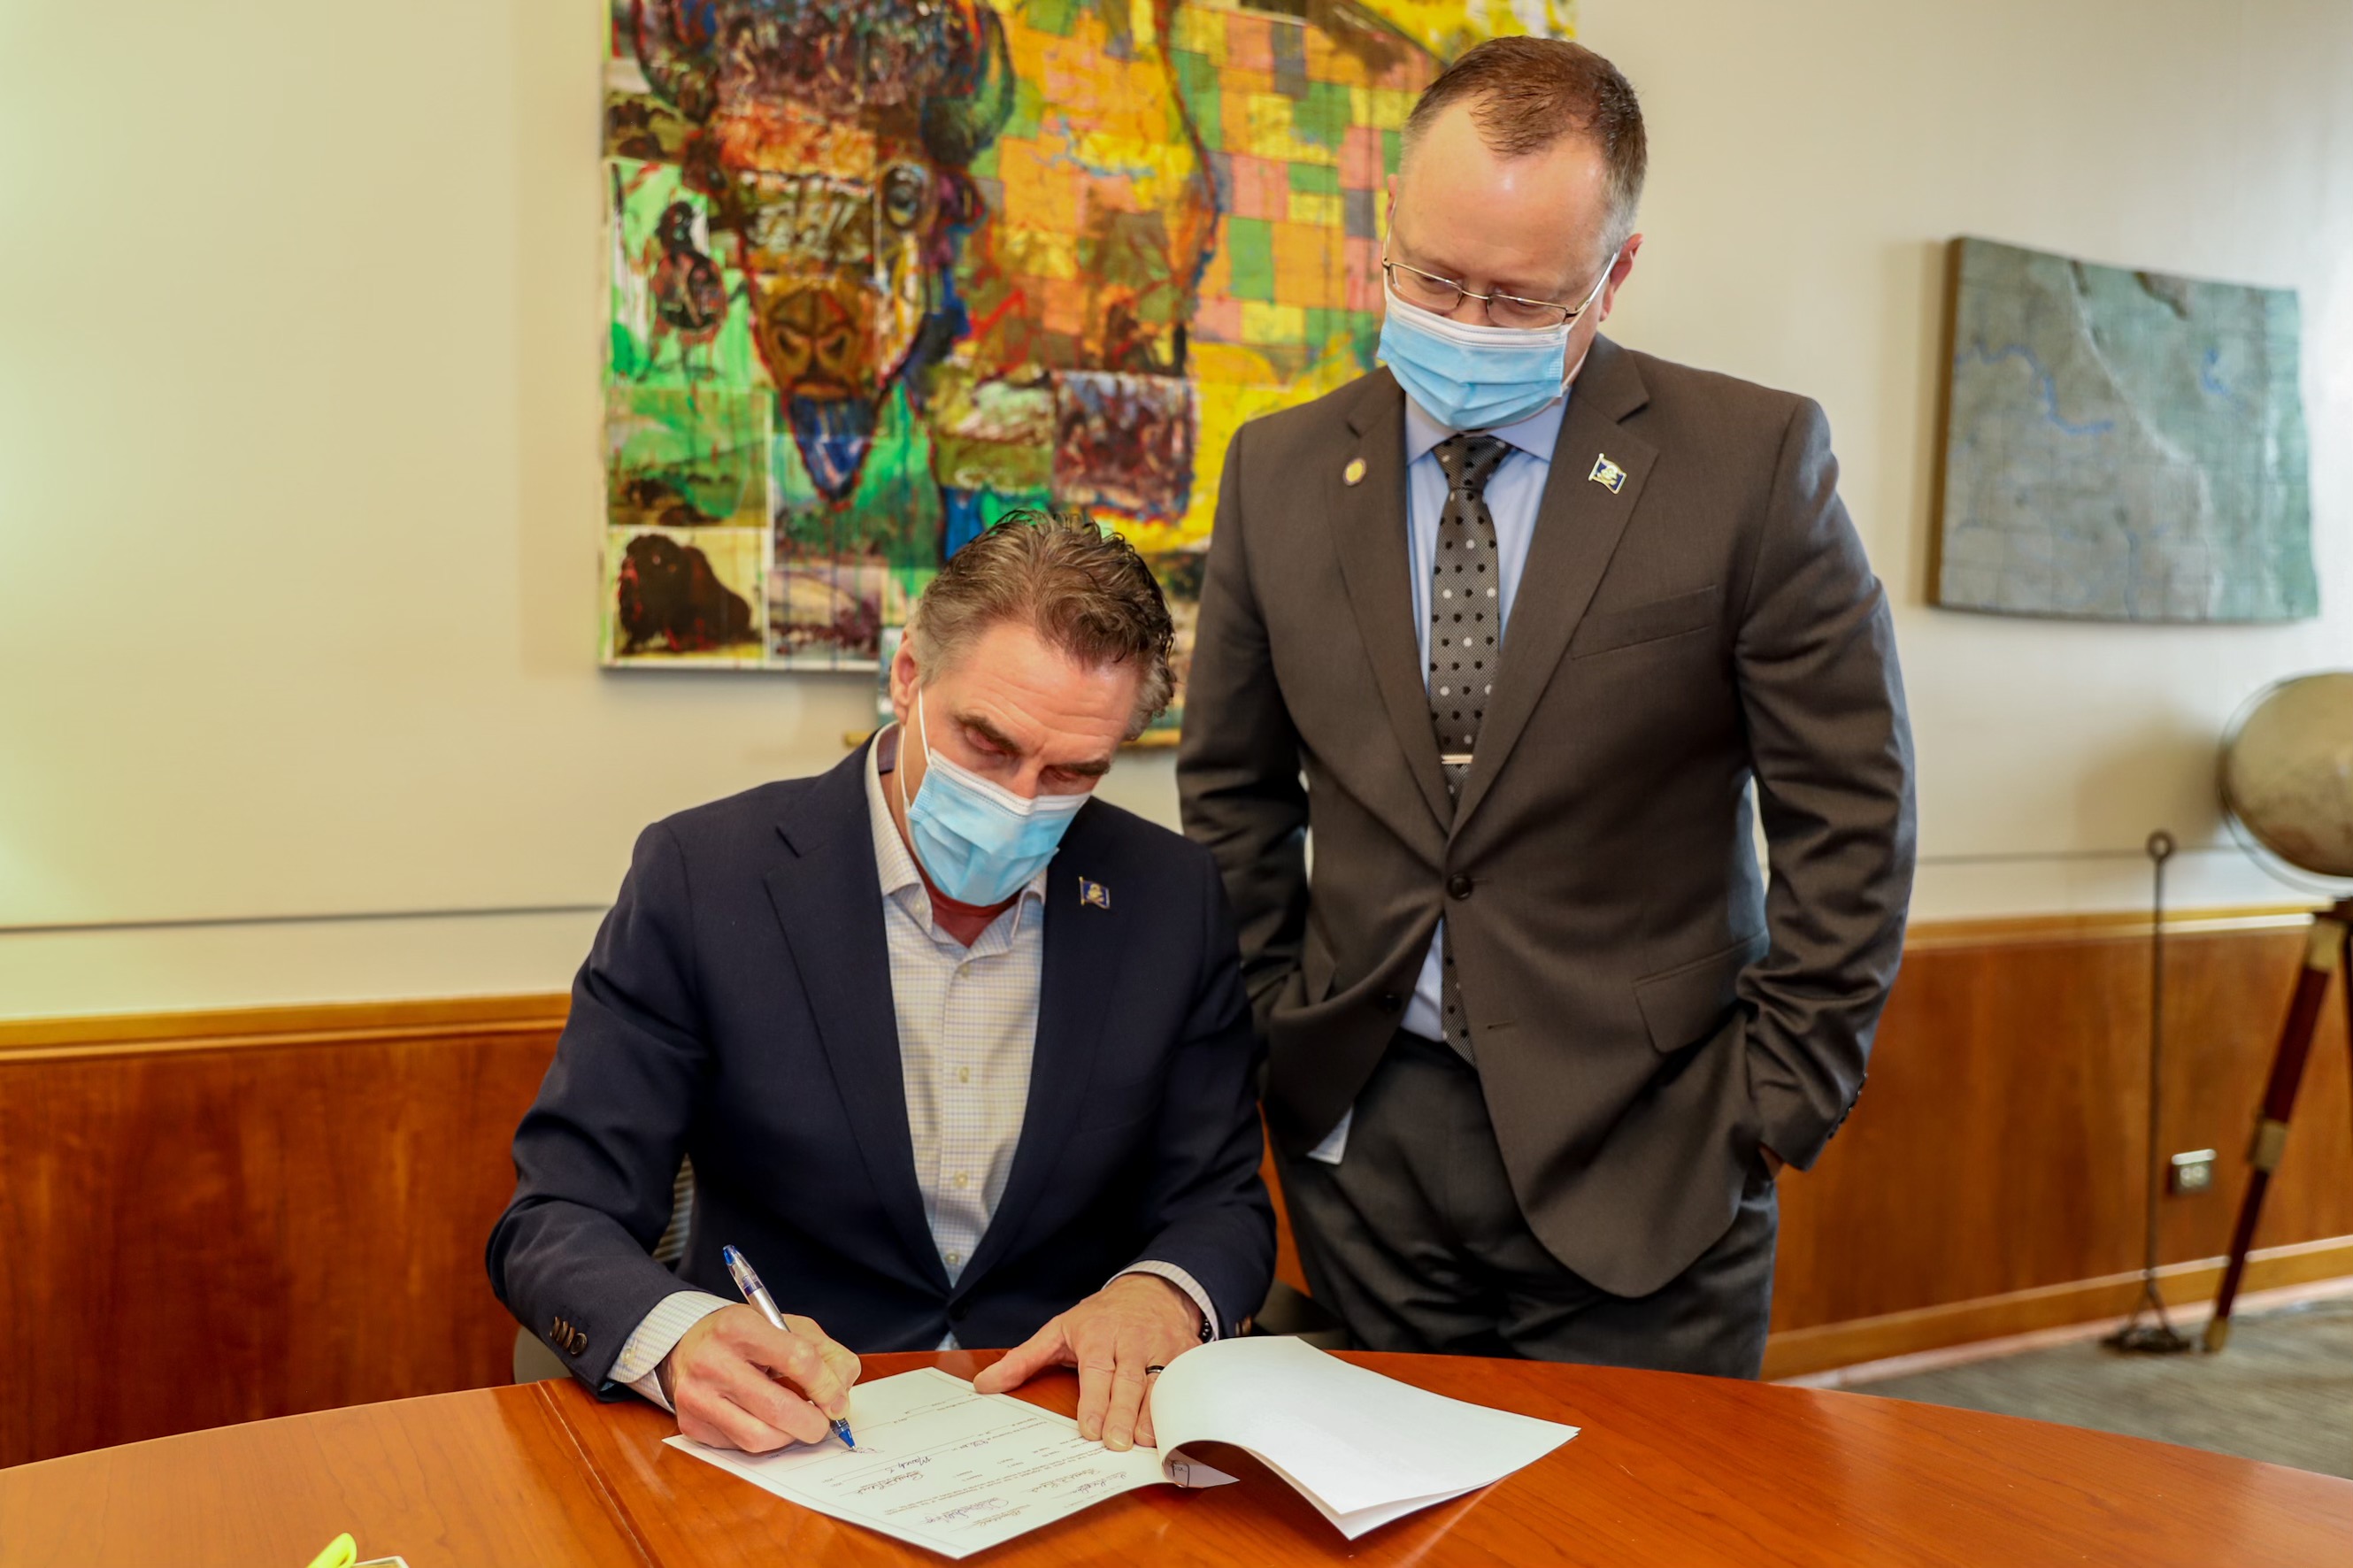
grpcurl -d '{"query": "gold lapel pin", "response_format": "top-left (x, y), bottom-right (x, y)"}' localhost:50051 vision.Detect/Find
top-left (1342, 457), bottom-right (1366, 487)
top-left (1080, 878), bottom-right (1111, 911)
top-left (1588, 453), bottom-right (1627, 494)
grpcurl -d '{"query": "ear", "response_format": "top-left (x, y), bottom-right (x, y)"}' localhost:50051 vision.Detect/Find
top-left (888, 639), bottom-right (922, 729)
top-left (1597, 233), bottom-right (1642, 320)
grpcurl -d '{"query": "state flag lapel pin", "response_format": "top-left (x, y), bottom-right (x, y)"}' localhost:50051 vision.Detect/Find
top-left (1588, 453), bottom-right (1627, 494)
top-left (1342, 457), bottom-right (1366, 487)
top-left (1080, 878), bottom-right (1111, 911)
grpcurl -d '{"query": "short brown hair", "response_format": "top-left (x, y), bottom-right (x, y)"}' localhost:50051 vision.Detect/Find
top-left (907, 511), bottom-right (1176, 737)
top-left (1404, 36), bottom-right (1647, 256)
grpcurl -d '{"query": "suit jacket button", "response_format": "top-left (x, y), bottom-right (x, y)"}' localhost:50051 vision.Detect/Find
top-left (948, 1300), bottom-right (970, 1324)
top-left (573, 1332), bottom-right (588, 1355)
top-left (1447, 873), bottom-right (1475, 901)
top-left (1376, 991), bottom-right (1403, 1014)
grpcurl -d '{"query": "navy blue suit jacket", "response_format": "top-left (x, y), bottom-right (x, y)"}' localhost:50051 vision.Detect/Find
top-left (487, 743), bottom-right (1274, 1390)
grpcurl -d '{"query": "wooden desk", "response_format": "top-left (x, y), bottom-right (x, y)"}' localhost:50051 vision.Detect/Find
top-left (5, 1349), bottom-right (2349, 1565)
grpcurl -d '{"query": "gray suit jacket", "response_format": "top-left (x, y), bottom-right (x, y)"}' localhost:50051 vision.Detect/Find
top-left (1178, 339), bottom-right (1916, 1297)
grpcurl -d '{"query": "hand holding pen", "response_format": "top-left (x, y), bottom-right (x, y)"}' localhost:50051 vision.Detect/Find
top-left (657, 1247), bottom-right (862, 1454)
top-left (723, 1245), bottom-right (857, 1449)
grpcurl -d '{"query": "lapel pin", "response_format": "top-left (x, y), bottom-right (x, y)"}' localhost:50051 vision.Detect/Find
top-left (1342, 457), bottom-right (1366, 487)
top-left (1588, 453), bottom-right (1627, 494)
top-left (1080, 878), bottom-right (1111, 911)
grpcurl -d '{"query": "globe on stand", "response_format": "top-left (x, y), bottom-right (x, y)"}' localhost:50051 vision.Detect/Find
top-left (2205, 671), bottom-right (2353, 1350)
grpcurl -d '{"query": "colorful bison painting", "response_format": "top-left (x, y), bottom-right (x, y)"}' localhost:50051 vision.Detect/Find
top-left (600, 0), bottom-right (1573, 698)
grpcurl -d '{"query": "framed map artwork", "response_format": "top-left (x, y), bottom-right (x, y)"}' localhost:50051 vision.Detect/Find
top-left (1932, 236), bottom-right (2315, 623)
top-left (598, 0), bottom-right (1575, 716)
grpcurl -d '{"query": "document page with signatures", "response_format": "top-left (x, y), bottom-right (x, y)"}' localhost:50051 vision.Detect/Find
top-left (664, 1366), bottom-right (1234, 1558)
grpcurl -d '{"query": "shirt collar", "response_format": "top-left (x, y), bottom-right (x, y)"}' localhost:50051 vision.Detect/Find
top-left (864, 724), bottom-right (1049, 926)
top-left (1403, 384), bottom-right (1572, 467)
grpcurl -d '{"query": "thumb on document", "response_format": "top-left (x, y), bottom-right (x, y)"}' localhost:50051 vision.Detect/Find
top-left (974, 1277), bottom-right (1200, 1450)
top-left (971, 1322), bottom-right (1064, 1395)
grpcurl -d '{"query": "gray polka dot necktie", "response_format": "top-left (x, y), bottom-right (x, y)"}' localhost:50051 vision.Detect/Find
top-left (1428, 433), bottom-right (1510, 1061)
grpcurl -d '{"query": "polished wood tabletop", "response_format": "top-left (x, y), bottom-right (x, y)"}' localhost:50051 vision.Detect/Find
top-left (5, 1348), bottom-right (2349, 1565)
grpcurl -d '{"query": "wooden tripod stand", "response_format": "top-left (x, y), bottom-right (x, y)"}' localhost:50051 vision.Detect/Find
top-left (2203, 896), bottom-right (2353, 1350)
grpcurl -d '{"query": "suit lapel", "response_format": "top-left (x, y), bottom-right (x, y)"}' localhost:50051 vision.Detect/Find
top-left (958, 810), bottom-right (1125, 1288)
top-left (1451, 338), bottom-right (1656, 829)
top-left (763, 746), bottom-right (946, 1290)
top-left (1329, 368), bottom-right (1453, 831)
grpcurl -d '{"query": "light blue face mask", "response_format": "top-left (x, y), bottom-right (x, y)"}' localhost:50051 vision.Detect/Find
top-left (897, 693), bottom-right (1088, 905)
top-left (1374, 257), bottom-right (1615, 431)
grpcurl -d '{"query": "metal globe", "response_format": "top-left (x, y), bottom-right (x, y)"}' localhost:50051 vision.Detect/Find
top-left (2219, 672), bottom-right (2353, 880)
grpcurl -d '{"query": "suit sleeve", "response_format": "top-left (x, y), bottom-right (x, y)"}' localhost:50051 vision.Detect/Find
top-left (1119, 848), bottom-right (1278, 1334)
top-left (1177, 419), bottom-right (1312, 1026)
top-left (485, 822), bottom-right (711, 1387)
top-left (1732, 398), bottom-right (1918, 1171)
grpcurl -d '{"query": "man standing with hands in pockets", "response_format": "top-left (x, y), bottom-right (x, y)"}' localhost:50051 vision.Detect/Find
top-left (1180, 37), bottom-right (1914, 1376)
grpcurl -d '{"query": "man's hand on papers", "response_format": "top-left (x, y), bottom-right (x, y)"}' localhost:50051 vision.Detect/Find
top-left (660, 1304), bottom-right (861, 1453)
top-left (972, 1273), bottom-right (1204, 1452)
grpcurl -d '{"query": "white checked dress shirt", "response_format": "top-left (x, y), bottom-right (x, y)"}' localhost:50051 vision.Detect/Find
top-left (610, 728), bottom-right (1214, 1410)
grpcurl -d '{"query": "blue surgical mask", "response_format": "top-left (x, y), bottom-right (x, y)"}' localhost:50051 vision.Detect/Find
top-left (1376, 244), bottom-right (1619, 432)
top-left (896, 694), bottom-right (1088, 905)
top-left (1378, 284), bottom-right (1572, 431)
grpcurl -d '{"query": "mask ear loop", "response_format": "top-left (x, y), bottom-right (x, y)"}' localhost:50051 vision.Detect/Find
top-left (896, 688), bottom-right (927, 826)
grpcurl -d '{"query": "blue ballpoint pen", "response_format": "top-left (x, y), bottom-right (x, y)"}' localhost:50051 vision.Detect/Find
top-left (721, 1244), bottom-right (857, 1448)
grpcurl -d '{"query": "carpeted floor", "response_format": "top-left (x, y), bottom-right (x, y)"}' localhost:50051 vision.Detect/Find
top-left (1855, 1296), bottom-right (2353, 1478)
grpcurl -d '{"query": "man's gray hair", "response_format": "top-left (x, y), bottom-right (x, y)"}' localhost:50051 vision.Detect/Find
top-left (1403, 35), bottom-right (1648, 260)
top-left (906, 511), bottom-right (1177, 738)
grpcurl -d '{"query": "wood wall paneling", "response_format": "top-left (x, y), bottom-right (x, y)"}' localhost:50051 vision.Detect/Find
top-left (5, 908), bottom-right (2351, 1464)
top-left (0, 1002), bottom-right (565, 1467)
top-left (1768, 914), bottom-right (2353, 1372)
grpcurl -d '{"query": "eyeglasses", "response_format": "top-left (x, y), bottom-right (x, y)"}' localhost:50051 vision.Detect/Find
top-left (1380, 253), bottom-right (1616, 330)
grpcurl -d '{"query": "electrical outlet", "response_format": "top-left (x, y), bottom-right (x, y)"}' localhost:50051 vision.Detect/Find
top-left (2168, 1149), bottom-right (2218, 1195)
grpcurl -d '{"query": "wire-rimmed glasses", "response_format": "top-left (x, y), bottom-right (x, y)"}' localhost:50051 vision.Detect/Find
top-left (1381, 253), bottom-right (1615, 330)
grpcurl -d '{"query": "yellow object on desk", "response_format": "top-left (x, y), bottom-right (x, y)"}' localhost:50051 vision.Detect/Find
top-left (302, 1534), bottom-right (407, 1568)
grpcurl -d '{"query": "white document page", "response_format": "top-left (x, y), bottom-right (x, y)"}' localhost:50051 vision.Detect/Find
top-left (664, 1366), bottom-right (1232, 1559)
top-left (1149, 1336), bottom-right (1580, 1538)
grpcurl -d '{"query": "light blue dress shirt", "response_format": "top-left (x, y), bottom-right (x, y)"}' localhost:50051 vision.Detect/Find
top-left (1398, 389), bottom-right (1570, 1041)
top-left (1307, 387), bottom-right (1570, 1164)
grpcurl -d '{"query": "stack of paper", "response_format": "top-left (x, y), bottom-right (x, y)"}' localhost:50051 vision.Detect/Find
top-left (667, 1336), bottom-right (1578, 1556)
top-left (1150, 1335), bottom-right (1580, 1537)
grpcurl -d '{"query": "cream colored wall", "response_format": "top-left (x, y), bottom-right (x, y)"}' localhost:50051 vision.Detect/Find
top-left (1590, 0), bottom-right (2353, 923)
top-left (3, 0), bottom-right (2348, 1018)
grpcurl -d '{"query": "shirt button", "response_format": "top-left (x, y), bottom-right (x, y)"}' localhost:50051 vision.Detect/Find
top-left (946, 1250), bottom-right (962, 1267)
top-left (957, 1066), bottom-right (972, 1084)
top-left (953, 1172), bottom-right (970, 1189)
